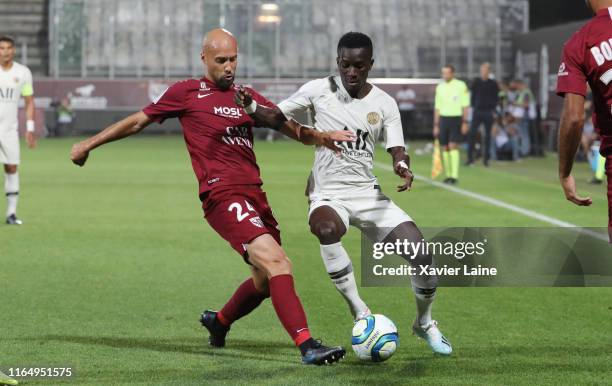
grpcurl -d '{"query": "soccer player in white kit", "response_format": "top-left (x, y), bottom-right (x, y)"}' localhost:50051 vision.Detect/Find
top-left (236, 32), bottom-right (452, 355)
top-left (0, 36), bottom-right (37, 225)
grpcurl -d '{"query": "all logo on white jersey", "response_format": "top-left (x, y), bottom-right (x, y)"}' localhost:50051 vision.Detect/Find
top-left (0, 87), bottom-right (16, 99)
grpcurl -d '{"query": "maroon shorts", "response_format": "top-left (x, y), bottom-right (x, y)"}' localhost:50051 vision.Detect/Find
top-left (202, 185), bottom-right (281, 258)
top-left (607, 156), bottom-right (612, 242)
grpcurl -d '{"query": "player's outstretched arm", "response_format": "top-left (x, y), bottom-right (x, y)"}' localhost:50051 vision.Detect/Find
top-left (557, 93), bottom-right (592, 206)
top-left (70, 111), bottom-right (153, 167)
top-left (388, 146), bottom-right (414, 192)
top-left (234, 86), bottom-right (355, 151)
top-left (282, 119), bottom-right (356, 153)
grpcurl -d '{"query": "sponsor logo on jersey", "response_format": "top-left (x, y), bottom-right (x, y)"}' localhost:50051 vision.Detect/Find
top-left (222, 125), bottom-right (253, 148)
top-left (367, 111), bottom-right (380, 125)
top-left (590, 38), bottom-right (612, 66)
top-left (214, 106), bottom-right (243, 119)
top-left (250, 216), bottom-right (264, 228)
top-left (197, 93), bottom-right (213, 99)
top-left (207, 177), bottom-right (220, 185)
top-left (0, 87), bottom-right (16, 100)
top-left (336, 127), bottom-right (372, 158)
top-left (557, 62), bottom-right (569, 76)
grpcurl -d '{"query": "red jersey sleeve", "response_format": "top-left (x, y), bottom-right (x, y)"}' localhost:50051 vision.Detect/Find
top-left (142, 82), bottom-right (187, 123)
top-left (556, 34), bottom-right (588, 97)
top-left (248, 88), bottom-right (278, 109)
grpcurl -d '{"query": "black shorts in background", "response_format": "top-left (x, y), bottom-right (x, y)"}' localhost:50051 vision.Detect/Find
top-left (439, 116), bottom-right (463, 146)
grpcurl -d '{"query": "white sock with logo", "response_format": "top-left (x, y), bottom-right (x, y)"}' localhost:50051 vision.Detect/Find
top-left (5, 172), bottom-right (19, 217)
top-left (320, 242), bottom-right (369, 319)
top-left (413, 286), bottom-right (436, 327)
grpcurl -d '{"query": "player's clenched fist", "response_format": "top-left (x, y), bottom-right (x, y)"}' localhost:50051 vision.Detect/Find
top-left (70, 141), bottom-right (90, 167)
top-left (234, 85), bottom-right (253, 108)
top-left (394, 160), bottom-right (414, 192)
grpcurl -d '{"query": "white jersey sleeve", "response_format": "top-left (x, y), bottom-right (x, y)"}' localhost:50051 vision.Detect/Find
top-left (21, 66), bottom-right (34, 96)
top-left (278, 78), bottom-right (324, 119)
top-left (381, 95), bottom-right (405, 149)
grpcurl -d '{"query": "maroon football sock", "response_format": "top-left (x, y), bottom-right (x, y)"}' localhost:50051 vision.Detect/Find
top-left (217, 278), bottom-right (269, 326)
top-left (269, 274), bottom-right (312, 346)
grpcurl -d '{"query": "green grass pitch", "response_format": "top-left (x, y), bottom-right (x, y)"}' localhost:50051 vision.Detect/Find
top-left (2, 136), bottom-right (611, 385)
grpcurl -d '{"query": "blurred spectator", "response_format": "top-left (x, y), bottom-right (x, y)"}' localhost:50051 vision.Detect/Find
top-left (510, 79), bottom-right (536, 157)
top-left (395, 85), bottom-right (417, 140)
top-left (497, 80), bottom-right (511, 115)
top-left (490, 113), bottom-right (520, 162)
top-left (467, 62), bottom-right (499, 166)
top-left (49, 98), bottom-right (75, 137)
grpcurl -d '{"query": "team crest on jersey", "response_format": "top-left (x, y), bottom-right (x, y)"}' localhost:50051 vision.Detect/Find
top-left (250, 216), bottom-right (264, 228)
top-left (200, 81), bottom-right (209, 91)
top-left (13, 77), bottom-right (19, 84)
top-left (367, 112), bottom-right (380, 125)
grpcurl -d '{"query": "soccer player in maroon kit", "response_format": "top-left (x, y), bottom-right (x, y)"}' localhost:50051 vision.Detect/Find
top-left (70, 28), bottom-right (354, 365)
top-left (557, 0), bottom-right (612, 242)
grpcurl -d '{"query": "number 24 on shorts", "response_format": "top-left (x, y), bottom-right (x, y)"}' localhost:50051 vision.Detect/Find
top-left (228, 200), bottom-right (257, 222)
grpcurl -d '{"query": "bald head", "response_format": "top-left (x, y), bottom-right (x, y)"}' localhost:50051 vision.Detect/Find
top-left (201, 28), bottom-right (238, 90)
top-left (202, 28), bottom-right (237, 52)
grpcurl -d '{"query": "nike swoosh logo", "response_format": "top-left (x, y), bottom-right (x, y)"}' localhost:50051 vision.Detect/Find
top-left (197, 93), bottom-right (213, 99)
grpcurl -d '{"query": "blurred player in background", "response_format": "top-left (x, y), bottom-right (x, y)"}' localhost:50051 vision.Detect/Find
top-left (395, 84), bottom-right (417, 140)
top-left (70, 28), bottom-right (353, 365)
top-left (237, 32), bottom-right (452, 355)
top-left (0, 35), bottom-right (36, 225)
top-left (433, 64), bottom-right (470, 184)
top-left (557, 0), bottom-right (612, 241)
top-left (467, 62), bottom-right (499, 167)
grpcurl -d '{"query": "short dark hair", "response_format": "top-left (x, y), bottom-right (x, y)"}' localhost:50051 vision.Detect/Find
top-left (337, 32), bottom-right (373, 56)
top-left (443, 64), bottom-right (455, 72)
top-left (0, 36), bottom-right (15, 46)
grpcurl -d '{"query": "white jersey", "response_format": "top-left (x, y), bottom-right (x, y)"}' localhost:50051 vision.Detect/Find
top-left (279, 76), bottom-right (405, 196)
top-left (0, 61), bottom-right (33, 135)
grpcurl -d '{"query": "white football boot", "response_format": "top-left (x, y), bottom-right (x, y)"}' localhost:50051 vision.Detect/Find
top-left (412, 319), bottom-right (452, 355)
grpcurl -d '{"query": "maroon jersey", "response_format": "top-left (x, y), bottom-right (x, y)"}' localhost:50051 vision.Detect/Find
top-left (557, 7), bottom-right (612, 155)
top-left (143, 77), bottom-right (276, 197)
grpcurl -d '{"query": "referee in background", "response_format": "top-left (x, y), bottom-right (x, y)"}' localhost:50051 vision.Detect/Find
top-left (433, 64), bottom-right (470, 184)
top-left (467, 62), bottom-right (499, 166)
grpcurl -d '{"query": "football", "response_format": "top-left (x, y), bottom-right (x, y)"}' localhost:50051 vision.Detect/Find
top-left (351, 314), bottom-right (399, 362)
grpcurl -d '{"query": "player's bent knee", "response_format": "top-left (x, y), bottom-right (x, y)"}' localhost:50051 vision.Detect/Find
top-left (310, 220), bottom-right (343, 243)
top-left (250, 249), bottom-right (292, 276)
top-left (4, 164), bottom-right (17, 174)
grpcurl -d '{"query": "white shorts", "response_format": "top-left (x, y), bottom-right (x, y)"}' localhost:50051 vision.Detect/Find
top-left (0, 131), bottom-right (20, 165)
top-left (308, 188), bottom-right (413, 242)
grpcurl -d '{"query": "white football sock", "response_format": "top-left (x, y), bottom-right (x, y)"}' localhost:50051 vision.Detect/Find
top-left (5, 172), bottom-right (19, 217)
top-left (320, 242), bottom-right (369, 318)
top-left (413, 286), bottom-right (436, 327)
